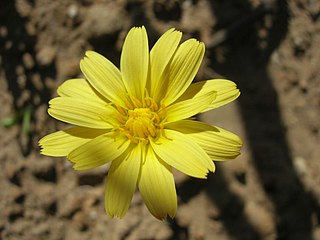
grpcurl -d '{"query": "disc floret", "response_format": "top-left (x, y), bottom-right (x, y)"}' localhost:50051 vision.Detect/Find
top-left (114, 95), bottom-right (166, 144)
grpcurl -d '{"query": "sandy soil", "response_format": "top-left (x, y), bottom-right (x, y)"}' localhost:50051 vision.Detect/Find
top-left (1, 0), bottom-right (320, 239)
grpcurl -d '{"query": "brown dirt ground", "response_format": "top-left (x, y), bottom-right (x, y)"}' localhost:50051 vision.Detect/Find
top-left (1, 0), bottom-right (320, 239)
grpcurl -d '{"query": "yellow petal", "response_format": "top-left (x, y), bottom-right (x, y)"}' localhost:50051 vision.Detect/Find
top-left (204, 80), bottom-right (240, 110)
top-left (150, 129), bottom-right (214, 178)
top-left (105, 143), bottom-right (142, 218)
top-left (165, 91), bottom-right (216, 123)
top-left (166, 120), bottom-right (242, 160)
top-left (68, 133), bottom-right (131, 170)
top-left (80, 51), bottom-right (127, 106)
top-left (178, 79), bottom-right (240, 112)
top-left (39, 127), bottom-right (108, 157)
top-left (48, 97), bottom-right (115, 129)
top-left (121, 26), bottom-right (149, 100)
top-left (57, 78), bottom-right (107, 104)
top-left (138, 145), bottom-right (177, 220)
top-left (162, 39), bottom-right (205, 106)
top-left (149, 28), bottom-right (182, 101)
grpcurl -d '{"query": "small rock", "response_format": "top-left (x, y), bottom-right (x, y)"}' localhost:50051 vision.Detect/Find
top-left (67, 4), bottom-right (78, 19)
top-left (15, 0), bottom-right (32, 17)
top-left (31, 73), bottom-right (44, 91)
top-left (0, 26), bottom-right (8, 38)
top-left (22, 53), bottom-right (34, 69)
top-left (89, 210), bottom-right (97, 220)
top-left (36, 46), bottom-right (56, 66)
top-left (293, 156), bottom-right (308, 177)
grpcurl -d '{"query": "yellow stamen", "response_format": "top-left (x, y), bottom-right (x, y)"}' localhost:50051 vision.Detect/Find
top-left (116, 105), bottom-right (127, 116)
top-left (114, 94), bottom-right (167, 144)
top-left (124, 99), bottom-right (134, 110)
top-left (130, 95), bottom-right (143, 108)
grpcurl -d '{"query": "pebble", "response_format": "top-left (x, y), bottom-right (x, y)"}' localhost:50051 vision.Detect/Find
top-left (22, 53), bottom-right (34, 69)
top-left (68, 4), bottom-right (78, 19)
top-left (31, 73), bottom-right (44, 91)
top-left (0, 26), bottom-right (8, 38)
top-left (15, 0), bottom-right (32, 17)
top-left (36, 46), bottom-right (56, 66)
top-left (293, 156), bottom-right (308, 177)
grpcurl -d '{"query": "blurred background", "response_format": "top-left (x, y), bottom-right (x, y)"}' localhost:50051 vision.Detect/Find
top-left (1, 0), bottom-right (320, 239)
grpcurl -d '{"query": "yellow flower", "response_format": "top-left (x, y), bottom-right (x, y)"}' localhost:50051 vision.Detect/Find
top-left (39, 26), bottom-right (242, 220)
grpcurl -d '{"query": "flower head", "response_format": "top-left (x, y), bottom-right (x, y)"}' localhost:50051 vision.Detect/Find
top-left (39, 26), bottom-right (242, 220)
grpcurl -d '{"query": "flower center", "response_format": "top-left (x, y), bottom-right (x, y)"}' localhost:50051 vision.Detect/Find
top-left (114, 96), bottom-right (166, 144)
top-left (126, 108), bottom-right (159, 139)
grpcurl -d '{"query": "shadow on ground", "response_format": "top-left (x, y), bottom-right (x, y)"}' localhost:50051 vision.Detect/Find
top-left (178, 1), bottom-right (318, 239)
top-left (0, 0), bottom-right (53, 155)
top-left (205, 0), bottom-right (318, 239)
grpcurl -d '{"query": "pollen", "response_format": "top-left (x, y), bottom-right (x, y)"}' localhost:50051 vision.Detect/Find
top-left (114, 96), bottom-right (166, 144)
